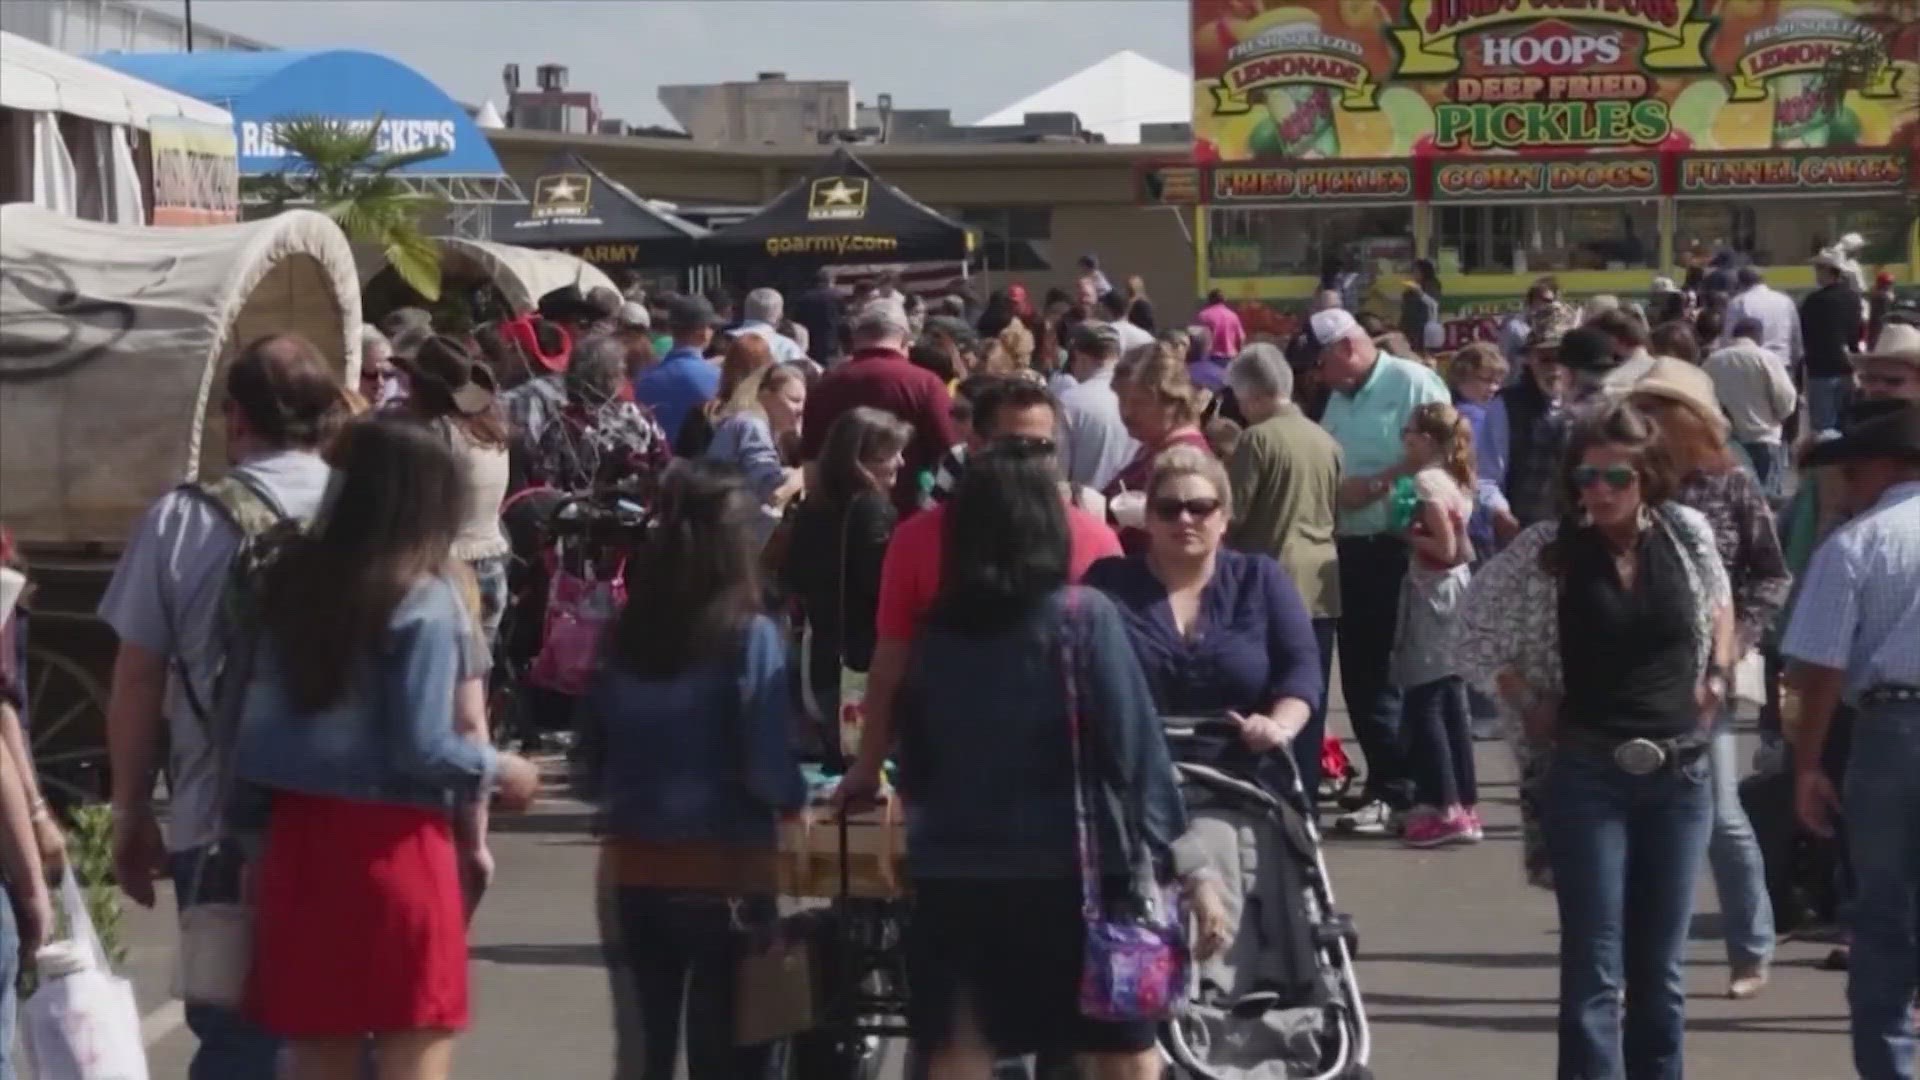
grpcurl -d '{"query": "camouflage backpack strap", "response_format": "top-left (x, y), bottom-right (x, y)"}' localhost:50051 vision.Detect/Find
top-left (185, 475), bottom-right (287, 542)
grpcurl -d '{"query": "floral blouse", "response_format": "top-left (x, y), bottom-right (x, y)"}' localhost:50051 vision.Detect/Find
top-left (1452, 503), bottom-right (1731, 708)
top-left (1673, 467), bottom-right (1791, 658)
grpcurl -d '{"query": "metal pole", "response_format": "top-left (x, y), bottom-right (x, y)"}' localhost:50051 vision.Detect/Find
top-left (183, 0), bottom-right (194, 51)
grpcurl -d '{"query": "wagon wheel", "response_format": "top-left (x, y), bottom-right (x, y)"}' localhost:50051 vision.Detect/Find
top-left (23, 647), bottom-right (111, 809)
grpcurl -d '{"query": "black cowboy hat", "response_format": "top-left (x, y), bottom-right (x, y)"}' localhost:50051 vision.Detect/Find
top-left (401, 334), bottom-right (498, 416)
top-left (1803, 403), bottom-right (1920, 469)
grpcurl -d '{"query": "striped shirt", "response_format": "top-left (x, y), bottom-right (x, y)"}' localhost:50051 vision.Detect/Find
top-left (1781, 481), bottom-right (1920, 702)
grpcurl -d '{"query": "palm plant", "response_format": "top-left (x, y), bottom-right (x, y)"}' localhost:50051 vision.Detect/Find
top-left (243, 113), bottom-right (448, 300)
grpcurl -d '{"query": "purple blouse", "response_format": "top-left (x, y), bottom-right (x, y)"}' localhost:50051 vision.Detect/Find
top-left (1082, 548), bottom-right (1323, 720)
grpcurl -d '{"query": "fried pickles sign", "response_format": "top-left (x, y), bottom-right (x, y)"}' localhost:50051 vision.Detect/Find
top-left (1190, 0), bottom-right (1915, 161)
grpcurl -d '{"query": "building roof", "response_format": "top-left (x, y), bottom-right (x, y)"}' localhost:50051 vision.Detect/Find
top-left (0, 30), bottom-right (230, 128)
top-left (973, 50), bottom-right (1190, 145)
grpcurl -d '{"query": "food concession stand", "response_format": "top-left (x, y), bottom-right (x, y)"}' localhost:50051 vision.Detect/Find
top-left (1178, 0), bottom-right (1919, 344)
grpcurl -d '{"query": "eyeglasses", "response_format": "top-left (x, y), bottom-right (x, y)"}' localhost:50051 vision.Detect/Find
top-left (1572, 465), bottom-right (1637, 491)
top-left (1148, 496), bottom-right (1223, 521)
top-left (989, 434), bottom-right (1056, 455)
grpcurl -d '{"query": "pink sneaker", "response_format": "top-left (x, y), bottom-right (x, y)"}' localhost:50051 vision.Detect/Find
top-left (1402, 807), bottom-right (1475, 849)
top-left (1463, 807), bottom-right (1486, 843)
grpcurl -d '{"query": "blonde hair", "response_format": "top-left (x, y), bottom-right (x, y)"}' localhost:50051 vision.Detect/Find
top-left (1117, 341), bottom-right (1205, 427)
top-left (1447, 341), bottom-right (1508, 387)
top-left (722, 362), bottom-right (807, 421)
top-left (1149, 443), bottom-right (1234, 518)
top-left (1407, 400), bottom-right (1476, 490)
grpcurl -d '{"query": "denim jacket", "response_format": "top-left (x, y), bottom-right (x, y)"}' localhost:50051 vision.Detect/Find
top-left (234, 577), bottom-right (497, 825)
top-left (584, 615), bottom-right (807, 846)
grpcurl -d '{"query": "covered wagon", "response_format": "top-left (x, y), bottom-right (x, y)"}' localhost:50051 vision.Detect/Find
top-left (360, 236), bottom-right (617, 325)
top-left (0, 204), bottom-right (360, 804)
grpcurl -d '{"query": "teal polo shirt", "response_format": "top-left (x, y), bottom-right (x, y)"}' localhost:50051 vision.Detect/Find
top-left (1321, 353), bottom-right (1450, 537)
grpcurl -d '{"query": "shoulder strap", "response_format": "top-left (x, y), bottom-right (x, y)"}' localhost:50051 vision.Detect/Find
top-left (181, 473), bottom-right (289, 540)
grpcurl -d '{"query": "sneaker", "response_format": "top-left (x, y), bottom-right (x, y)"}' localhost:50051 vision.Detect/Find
top-left (1462, 807), bottom-right (1486, 843)
top-left (1334, 799), bottom-right (1395, 836)
top-left (1402, 807), bottom-right (1475, 848)
top-left (1728, 961), bottom-right (1770, 1000)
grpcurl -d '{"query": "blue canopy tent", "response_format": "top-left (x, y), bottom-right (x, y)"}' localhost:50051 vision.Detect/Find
top-left (88, 49), bottom-right (523, 236)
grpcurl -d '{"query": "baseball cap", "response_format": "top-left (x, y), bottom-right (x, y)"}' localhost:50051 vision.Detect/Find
top-left (616, 301), bottom-right (651, 330)
top-left (1068, 321), bottom-right (1123, 354)
top-left (665, 295), bottom-right (724, 332)
top-left (1307, 308), bottom-right (1361, 349)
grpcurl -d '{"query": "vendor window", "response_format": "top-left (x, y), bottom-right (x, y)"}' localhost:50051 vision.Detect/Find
top-left (1433, 202), bottom-right (1657, 274)
top-left (1677, 198), bottom-right (1910, 268)
top-left (1207, 206), bottom-right (1415, 278)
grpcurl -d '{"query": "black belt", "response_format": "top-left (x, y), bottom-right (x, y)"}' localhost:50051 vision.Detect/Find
top-left (1863, 685), bottom-right (1920, 705)
top-left (1556, 728), bottom-right (1709, 776)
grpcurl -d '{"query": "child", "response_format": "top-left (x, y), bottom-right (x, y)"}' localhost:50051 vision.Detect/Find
top-left (1392, 401), bottom-right (1482, 848)
top-left (1447, 345), bottom-right (1518, 738)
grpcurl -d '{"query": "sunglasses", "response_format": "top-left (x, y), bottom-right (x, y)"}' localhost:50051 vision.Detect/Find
top-left (1572, 464), bottom-right (1637, 491)
top-left (1149, 496), bottom-right (1223, 521)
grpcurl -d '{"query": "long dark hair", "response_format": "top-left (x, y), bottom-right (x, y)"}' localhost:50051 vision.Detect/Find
top-left (611, 459), bottom-right (763, 679)
top-left (263, 418), bottom-right (467, 711)
top-left (927, 439), bottom-right (1069, 633)
top-left (816, 407), bottom-right (911, 512)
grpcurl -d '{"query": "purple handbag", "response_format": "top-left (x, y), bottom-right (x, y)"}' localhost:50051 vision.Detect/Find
top-left (1060, 590), bottom-right (1190, 1022)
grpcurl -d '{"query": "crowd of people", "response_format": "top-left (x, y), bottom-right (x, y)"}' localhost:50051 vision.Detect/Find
top-left (0, 246), bottom-right (1911, 1080)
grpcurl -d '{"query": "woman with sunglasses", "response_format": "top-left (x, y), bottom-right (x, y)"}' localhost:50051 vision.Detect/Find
top-left (1456, 401), bottom-right (1734, 1080)
top-left (1629, 359), bottom-right (1789, 1001)
top-left (358, 324), bottom-right (403, 409)
top-left (1084, 444), bottom-right (1323, 795)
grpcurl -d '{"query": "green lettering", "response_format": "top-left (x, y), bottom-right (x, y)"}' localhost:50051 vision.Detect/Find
top-left (1434, 103), bottom-right (1475, 149)
top-left (1630, 100), bottom-right (1670, 145)
top-left (1593, 101), bottom-right (1631, 143)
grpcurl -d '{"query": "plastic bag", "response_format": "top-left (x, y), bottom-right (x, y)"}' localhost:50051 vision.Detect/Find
top-left (528, 558), bottom-right (625, 696)
top-left (22, 869), bottom-right (150, 1080)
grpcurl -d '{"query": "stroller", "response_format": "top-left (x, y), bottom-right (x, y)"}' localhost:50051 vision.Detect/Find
top-left (1160, 719), bottom-right (1371, 1080)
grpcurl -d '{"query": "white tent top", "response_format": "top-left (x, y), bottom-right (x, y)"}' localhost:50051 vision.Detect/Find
top-left (972, 49), bottom-right (1189, 144)
top-left (0, 30), bottom-right (231, 128)
top-left (361, 237), bottom-right (615, 315)
top-left (474, 99), bottom-right (505, 130)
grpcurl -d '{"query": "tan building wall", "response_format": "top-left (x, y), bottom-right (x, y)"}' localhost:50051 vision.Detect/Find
top-left (657, 76), bottom-right (854, 148)
top-left (487, 129), bottom-right (1199, 325)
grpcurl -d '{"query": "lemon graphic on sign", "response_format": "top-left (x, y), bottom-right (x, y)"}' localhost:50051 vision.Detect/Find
top-left (1842, 91), bottom-right (1892, 146)
top-left (1379, 87), bottom-right (1434, 155)
top-left (1669, 82), bottom-right (1728, 147)
top-left (1712, 99), bottom-right (1776, 150)
top-left (1334, 107), bottom-right (1395, 157)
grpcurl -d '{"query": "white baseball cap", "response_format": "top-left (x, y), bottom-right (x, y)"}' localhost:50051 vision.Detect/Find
top-left (1307, 307), bottom-right (1361, 349)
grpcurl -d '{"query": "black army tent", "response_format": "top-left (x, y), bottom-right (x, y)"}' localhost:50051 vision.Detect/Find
top-left (493, 151), bottom-right (707, 269)
top-left (700, 146), bottom-right (972, 267)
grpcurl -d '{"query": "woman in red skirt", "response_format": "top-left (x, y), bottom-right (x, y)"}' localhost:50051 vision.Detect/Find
top-left (233, 418), bottom-right (540, 1079)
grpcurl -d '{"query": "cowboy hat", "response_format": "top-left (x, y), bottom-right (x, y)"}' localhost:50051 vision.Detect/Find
top-left (1631, 356), bottom-right (1729, 437)
top-left (1857, 322), bottom-right (1920, 370)
top-left (1803, 403), bottom-right (1920, 469)
top-left (402, 334), bottom-right (498, 416)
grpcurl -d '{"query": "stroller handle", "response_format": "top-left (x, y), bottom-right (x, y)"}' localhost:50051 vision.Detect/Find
top-left (1161, 715), bottom-right (1243, 742)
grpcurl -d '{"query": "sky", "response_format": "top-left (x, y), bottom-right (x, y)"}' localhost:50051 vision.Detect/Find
top-left (172, 1), bottom-right (1191, 131)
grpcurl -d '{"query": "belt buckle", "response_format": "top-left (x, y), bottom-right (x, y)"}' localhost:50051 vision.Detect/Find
top-left (1613, 738), bottom-right (1667, 776)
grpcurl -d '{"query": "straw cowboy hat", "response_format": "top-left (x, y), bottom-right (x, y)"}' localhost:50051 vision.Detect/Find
top-left (1631, 356), bottom-right (1729, 437)
top-left (1857, 322), bottom-right (1920, 371)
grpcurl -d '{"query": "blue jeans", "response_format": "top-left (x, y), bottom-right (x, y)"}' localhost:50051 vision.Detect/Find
top-left (1404, 676), bottom-right (1477, 808)
top-left (1292, 617), bottom-right (1338, 800)
top-left (171, 848), bottom-right (282, 1080)
top-left (1806, 376), bottom-right (1851, 435)
top-left (1706, 716), bottom-right (1774, 968)
top-left (1844, 700), bottom-right (1920, 1080)
top-left (1336, 536), bottom-right (1411, 808)
top-left (1543, 746), bottom-right (1714, 1080)
top-left (1736, 441), bottom-right (1788, 504)
top-left (0, 893), bottom-right (16, 1080)
top-left (470, 555), bottom-right (509, 651)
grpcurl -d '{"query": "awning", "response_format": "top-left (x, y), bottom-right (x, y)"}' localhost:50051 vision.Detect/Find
top-left (87, 49), bottom-right (521, 205)
top-left (701, 146), bottom-right (973, 267)
top-left (0, 31), bottom-right (231, 129)
top-left (493, 151), bottom-right (708, 268)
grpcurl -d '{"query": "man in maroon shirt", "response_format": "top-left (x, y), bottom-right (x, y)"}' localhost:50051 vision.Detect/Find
top-left (800, 305), bottom-right (959, 514)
